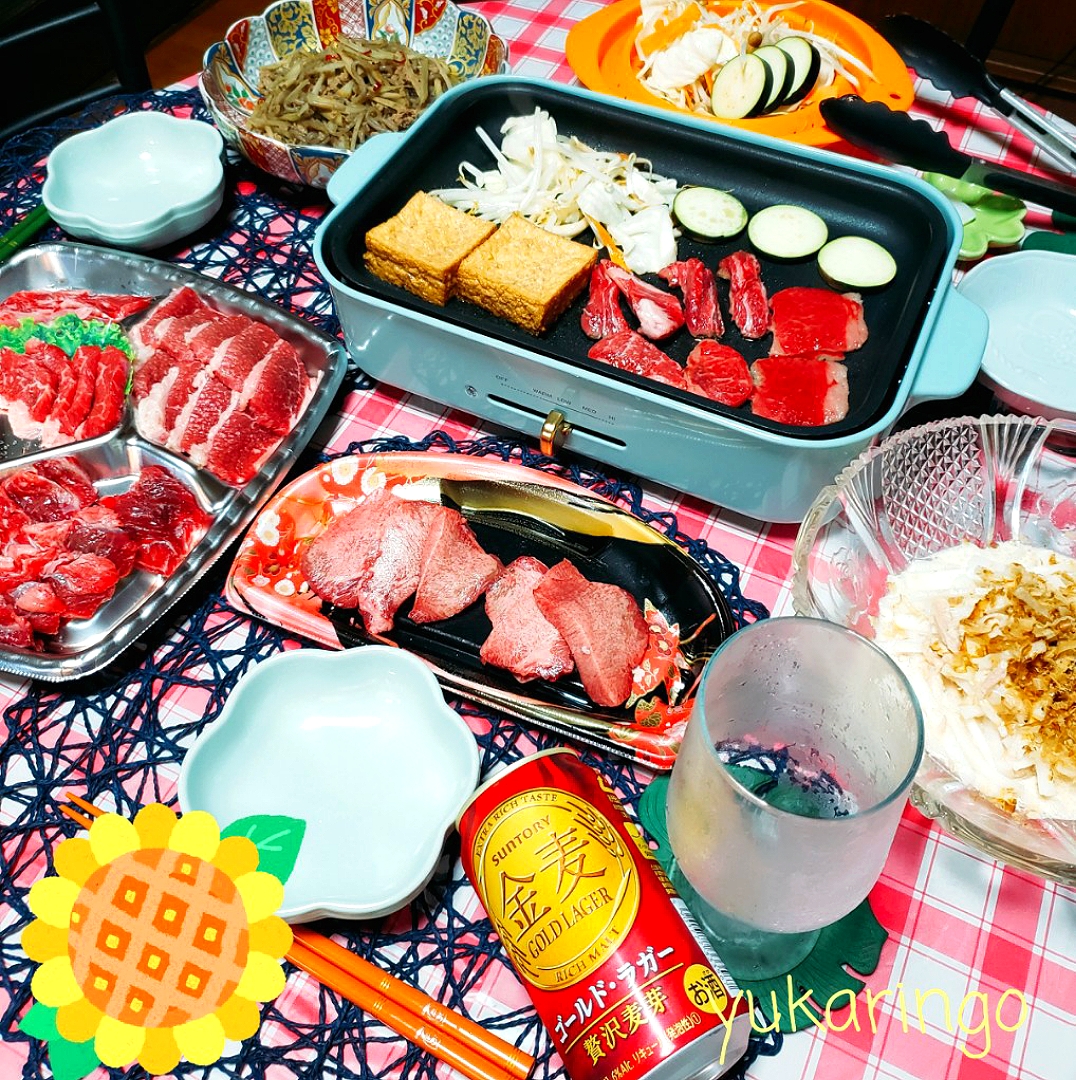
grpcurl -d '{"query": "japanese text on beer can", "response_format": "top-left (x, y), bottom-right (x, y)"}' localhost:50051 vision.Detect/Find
top-left (458, 750), bottom-right (750, 1080)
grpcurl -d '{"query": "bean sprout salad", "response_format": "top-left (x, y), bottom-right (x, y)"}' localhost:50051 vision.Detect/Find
top-left (634, 0), bottom-right (875, 117)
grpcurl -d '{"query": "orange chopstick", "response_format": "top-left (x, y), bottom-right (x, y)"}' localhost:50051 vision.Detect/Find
top-left (59, 795), bottom-right (534, 1080)
top-left (64, 791), bottom-right (101, 823)
top-left (292, 927), bottom-right (534, 1080)
top-left (288, 936), bottom-right (526, 1080)
top-left (60, 802), bottom-right (96, 829)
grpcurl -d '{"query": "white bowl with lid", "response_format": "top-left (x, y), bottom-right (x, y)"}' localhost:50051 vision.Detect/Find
top-left (43, 112), bottom-right (225, 251)
top-left (957, 249), bottom-right (1076, 421)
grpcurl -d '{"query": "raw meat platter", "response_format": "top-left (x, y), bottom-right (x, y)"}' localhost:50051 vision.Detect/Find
top-left (225, 451), bottom-right (737, 769)
top-left (0, 243), bottom-right (348, 681)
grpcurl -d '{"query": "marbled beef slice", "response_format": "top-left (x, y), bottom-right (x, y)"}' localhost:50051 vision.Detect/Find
top-left (769, 287), bottom-right (868, 356)
top-left (532, 559), bottom-right (648, 708)
top-left (750, 355), bottom-right (849, 427)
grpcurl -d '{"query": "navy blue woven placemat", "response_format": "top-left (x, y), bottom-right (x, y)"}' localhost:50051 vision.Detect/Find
top-left (0, 90), bottom-right (778, 1080)
top-left (1, 431), bottom-right (775, 1080)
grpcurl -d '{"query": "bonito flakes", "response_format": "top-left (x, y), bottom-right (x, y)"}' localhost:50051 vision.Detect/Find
top-left (874, 540), bottom-right (1076, 819)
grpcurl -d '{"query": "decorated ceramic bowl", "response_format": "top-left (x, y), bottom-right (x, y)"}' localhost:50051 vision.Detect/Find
top-left (199, 0), bottom-right (509, 187)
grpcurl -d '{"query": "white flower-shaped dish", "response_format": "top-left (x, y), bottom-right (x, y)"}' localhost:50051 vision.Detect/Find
top-left (957, 249), bottom-right (1076, 422)
top-left (178, 645), bottom-right (480, 922)
top-left (43, 113), bottom-right (225, 251)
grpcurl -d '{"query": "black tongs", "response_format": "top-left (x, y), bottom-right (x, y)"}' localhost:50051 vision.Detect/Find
top-left (882, 14), bottom-right (1076, 175)
top-left (819, 95), bottom-right (1076, 219)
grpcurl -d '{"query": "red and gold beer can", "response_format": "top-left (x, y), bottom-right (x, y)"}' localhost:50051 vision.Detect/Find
top-left (457, 749), bottom-right (750, 1080)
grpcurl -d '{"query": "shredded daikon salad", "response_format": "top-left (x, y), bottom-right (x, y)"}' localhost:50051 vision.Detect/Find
top-left (429, 109), bottom-right (681, 274)
top-left (634, 0), bottom-right (874, 116)
top-left (873, 540), bottom-right (1076, 820)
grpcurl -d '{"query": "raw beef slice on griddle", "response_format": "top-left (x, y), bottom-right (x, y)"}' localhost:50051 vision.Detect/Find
top-left (769, 287), bottom-right (868, 356)
top-left (750, 355), bottom-right (849, 426)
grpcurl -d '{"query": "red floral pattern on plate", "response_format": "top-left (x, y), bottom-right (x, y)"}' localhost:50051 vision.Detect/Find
top-left (227, 452), bottom-right (710, 768)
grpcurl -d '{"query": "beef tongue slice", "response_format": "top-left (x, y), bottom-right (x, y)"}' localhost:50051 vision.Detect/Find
top-left (410, 507), bottom-right (502, 624)
top-left (480, 556), bottom-right (574, 683)
top-left (299, 488), bottom-right (435, 635)
top-left (532, 559), bottom-right (648, 707)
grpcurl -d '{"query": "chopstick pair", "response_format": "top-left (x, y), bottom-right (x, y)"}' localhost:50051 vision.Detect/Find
top-left (59, 794), bottom-right (534, 1080)
top-left (0, 203), bottom-right (50, 265)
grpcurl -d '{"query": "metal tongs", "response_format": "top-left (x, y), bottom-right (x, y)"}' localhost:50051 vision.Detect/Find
top-left (818, 96), bottom-right (1076, 219)
top-left (882, 15), bottom-right (1076, 175)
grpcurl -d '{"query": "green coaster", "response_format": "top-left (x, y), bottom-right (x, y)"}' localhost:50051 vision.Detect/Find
top-left (638, 776), bottom-right (888, 1033)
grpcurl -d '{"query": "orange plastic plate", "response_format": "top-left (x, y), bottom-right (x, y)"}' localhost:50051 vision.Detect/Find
top-left (565, 0), bottom-right (913, 147)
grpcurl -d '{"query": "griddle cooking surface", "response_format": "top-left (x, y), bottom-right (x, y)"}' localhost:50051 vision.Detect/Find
top-left (322, 82), bottom-right (951, 440)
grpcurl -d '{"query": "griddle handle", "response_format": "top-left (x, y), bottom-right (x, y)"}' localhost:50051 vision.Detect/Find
top-left (904, 288), bottom-right (989, 408)
top-left (326, 131), bottom-right (408, 206)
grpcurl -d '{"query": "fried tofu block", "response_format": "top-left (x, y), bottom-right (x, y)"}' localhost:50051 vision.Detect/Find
top-left (364, 252), bottom-right (450, 306)
top-left (456, 214), bottom-right (598, 334)
top-left (364, 192), bottom-right (496, 305)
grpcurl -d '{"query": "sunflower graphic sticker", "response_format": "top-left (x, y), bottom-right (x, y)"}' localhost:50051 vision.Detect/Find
top-left (20, 804), bottom-right (305, 1079)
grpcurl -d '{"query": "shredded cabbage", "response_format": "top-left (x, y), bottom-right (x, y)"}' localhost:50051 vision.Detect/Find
top-left (634, 0), bottom-right (876, 117)
top-left (874, 540), bottom-right (1076, 820)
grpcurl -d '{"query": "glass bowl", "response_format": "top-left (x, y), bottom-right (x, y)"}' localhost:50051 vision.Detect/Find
top-left (791, 414), bottom-right (1076, 883)
top-left (198, 0), bottom-right (508, 187)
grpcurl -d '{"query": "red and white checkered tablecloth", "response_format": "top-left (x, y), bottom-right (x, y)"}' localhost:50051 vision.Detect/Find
top-left (315, 15), bottom-right (1076, 1075)
top-left (2, 3), bottom-right (1074, 1079)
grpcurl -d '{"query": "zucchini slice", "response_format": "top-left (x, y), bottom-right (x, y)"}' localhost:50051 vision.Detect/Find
top-left (775, 37), bottom-right (821, 108)
top-left (818, 236), bottom-right (897, 289)
top-left (673, 187), bottom-right (748, 240)
top-left (752, 45), bottom-right (793, 113)
top-left (748, 204), bottom-right (829, 259)
top-left (710, 53), bottom-right (772, 119)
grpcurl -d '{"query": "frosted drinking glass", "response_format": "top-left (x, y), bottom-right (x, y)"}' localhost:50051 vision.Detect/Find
top-left (667, 617), bottom-right (923, 979)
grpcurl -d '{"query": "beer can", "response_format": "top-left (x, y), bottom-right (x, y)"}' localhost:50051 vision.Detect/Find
top-left (457, 749), bottom-right (750, 1080)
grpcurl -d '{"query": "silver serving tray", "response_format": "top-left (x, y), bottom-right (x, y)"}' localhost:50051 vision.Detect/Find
top-left (0, 243), bottom-right (349, 681)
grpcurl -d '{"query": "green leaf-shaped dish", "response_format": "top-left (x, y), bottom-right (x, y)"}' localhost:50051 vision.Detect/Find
top-left (923, 172), bottom-right (1026, 261)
